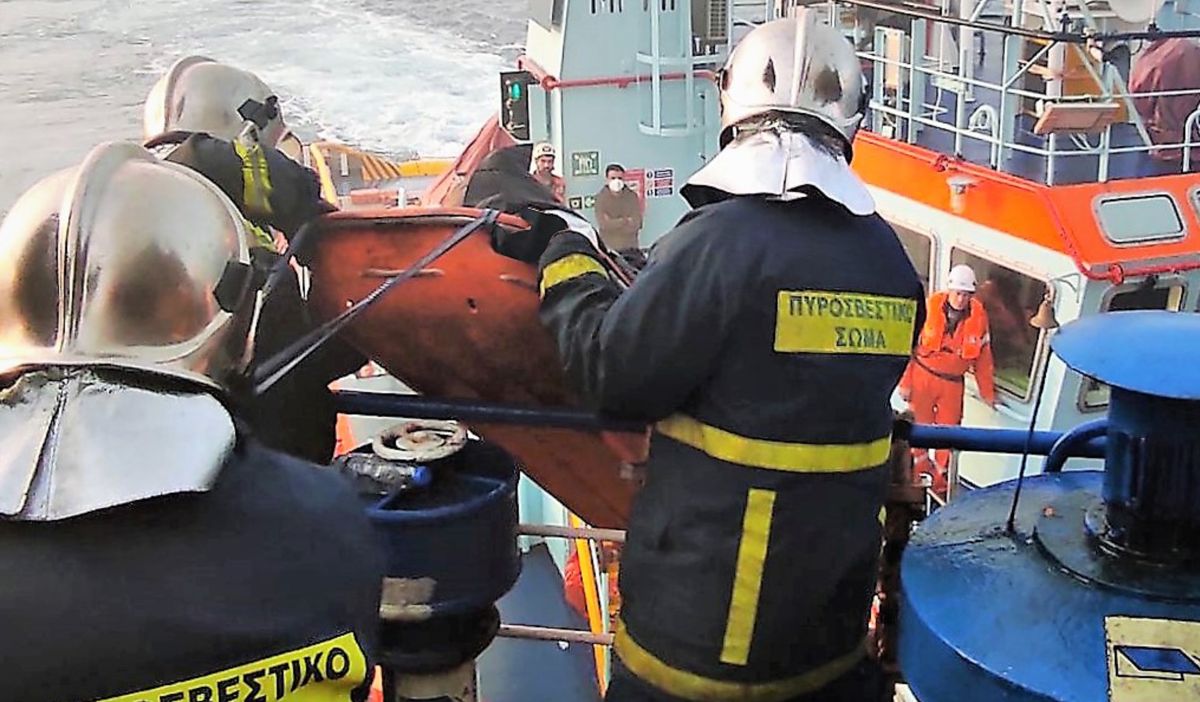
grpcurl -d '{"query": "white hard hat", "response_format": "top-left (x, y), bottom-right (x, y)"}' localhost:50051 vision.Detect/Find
top-left (533, 142), bottom-right (557, 159)
top-left (947, 264), bottom-right (978, 293)
top-left (0, 141), bottom-right (260, 391)
top-left (718, 11), bottom-right (865, 154)
top-left (143, 56), bottom-right (287, 147)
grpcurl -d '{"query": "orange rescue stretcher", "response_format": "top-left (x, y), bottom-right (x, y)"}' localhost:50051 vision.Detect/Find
top-left (306, 206), bottom-right (646, 529)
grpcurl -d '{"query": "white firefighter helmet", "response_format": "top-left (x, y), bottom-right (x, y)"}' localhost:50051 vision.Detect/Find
top-left (0, 142), bottom-right (260, 521)
top-left (947, 264), bottom-right (978, 293)
top-left (143, 55), bottom-right (287, 147)
top-left (718, 11), bottom-right (864, 153)
top-left (533, 142), bottom-right (557, 160)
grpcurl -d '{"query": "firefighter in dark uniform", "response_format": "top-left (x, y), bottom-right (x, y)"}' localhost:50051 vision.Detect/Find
top-left (0, 142), bottom-right (383, 701)
top-left (142, 56), bottom-right (366, 464)
top-left (530, 14), bottom-right (925, 701)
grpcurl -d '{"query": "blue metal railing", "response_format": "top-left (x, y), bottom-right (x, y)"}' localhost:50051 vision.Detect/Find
top-left (334, 390), bottom-right (1106, 461)
top-left (1041, 419), bottom-right (1108, 473)
top-left (334, 391), bottom-right (646, 432)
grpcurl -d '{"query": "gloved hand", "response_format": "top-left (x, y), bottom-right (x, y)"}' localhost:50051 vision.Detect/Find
top-left (490, 203), bottom-right (607, 264)
top-left (461, 145), bottom-right (608, 264)
top-left (538, 208), bottom-right (603, 250)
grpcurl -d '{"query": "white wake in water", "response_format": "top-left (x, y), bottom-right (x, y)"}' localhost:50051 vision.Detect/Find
top-left (0, 0), bottom-right (518, 209)
top-left (97, 0), bottom-right (509, 158)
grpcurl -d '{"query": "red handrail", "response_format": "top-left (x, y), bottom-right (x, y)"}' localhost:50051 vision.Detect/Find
top-left (517, 54), bottom-right (717, 91)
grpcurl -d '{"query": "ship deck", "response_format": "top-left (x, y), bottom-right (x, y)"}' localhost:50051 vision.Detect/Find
top-left (479, 543), bottom-right (601, 702)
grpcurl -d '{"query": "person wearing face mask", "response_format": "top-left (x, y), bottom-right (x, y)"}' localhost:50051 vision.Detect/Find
top-left (898, 263), bottom-right (996, 497)
top-left (594, 163), bottom-right (645, 259)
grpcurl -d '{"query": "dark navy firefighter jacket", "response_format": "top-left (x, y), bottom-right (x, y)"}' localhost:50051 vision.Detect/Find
top-left (0, 437), bottom-right (384, 702)
top-left (163, 133), bottom-right (367, 464)
top-left (536, 192), bottom-right (925, 701)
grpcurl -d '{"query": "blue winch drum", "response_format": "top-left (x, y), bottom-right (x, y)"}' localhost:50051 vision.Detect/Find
top-left (901, 312), bottom-right (1200, 701)
top-left (364, 439), bottom-right (521, 618)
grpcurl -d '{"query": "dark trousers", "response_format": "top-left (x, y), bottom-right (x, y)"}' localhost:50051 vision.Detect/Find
top-left (605, 658), bottom-right (884, 702)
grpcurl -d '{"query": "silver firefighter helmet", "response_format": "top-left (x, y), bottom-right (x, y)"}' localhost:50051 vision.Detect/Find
top-left (683, 11), bottom-right (875, 213)
top-left (0, 141), bottom-right (262, 521)
top-left (143, 55), bottom-right (288, 147)
top-left (717, 11), bottom-right (865, 153)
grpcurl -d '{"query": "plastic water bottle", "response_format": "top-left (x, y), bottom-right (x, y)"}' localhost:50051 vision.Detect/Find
top-left (336, 453), bottom-right (434, 497)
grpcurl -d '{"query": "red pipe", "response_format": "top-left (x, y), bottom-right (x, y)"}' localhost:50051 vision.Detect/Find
top-left (517, 54), bottom-right (716, 91)
top-left (516, 59), bottom-right (1194, 284)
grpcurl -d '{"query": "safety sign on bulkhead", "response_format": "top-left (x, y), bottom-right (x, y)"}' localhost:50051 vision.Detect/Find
top-left (571, 151), bottom-right (601, 177)
top-left (567, 195), bottom-right (598, 210)
top-left (646, 168), bottom-right (674, 198)
top-left (1106, 615), bottom-right (1200, 700)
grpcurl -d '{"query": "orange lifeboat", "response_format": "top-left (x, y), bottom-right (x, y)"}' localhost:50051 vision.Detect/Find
top-left (306, 206), bottom-right (644, 528)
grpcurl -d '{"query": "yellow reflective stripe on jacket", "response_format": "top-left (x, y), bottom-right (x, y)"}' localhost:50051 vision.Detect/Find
top-left (614, 618), bottom-right (864, 702)
top-left (540, 254), bottom-right (608, 297)
top-left (656, 414), bottom-right (890, 473)
top-left (234, 139), bottom-right (274, 217)
top-left (720, 488), bottom-right (776, 666)
top-left (97, 632), bottom-right (368, 702)
top-left (244, 218), bottom-right (278, 250)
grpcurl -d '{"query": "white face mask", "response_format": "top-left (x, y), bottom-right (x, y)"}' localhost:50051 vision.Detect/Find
top-left (607, 178), bottom-right (625, 192)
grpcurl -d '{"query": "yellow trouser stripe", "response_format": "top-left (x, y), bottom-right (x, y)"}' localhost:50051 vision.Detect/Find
top-left (614, 619), bottom-right (864, 702)
top-left (720, 488), bottom-right (776, 666)
top-left (656, 414), bottom-right (890, 473)
top-left (235, 140), bottom-right (274, 217)
top-left (540, 254), bottom-right (608, 297)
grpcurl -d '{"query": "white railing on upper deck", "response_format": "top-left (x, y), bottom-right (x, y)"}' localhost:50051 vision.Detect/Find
top-left (826, 0), bottom-right (1200, 184)
top-left (732, 0), bottom-right (774, 24)
top-left (1184, 107), bottom-right (1200, 171)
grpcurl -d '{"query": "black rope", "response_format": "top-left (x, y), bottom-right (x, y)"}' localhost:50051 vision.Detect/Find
top-left (250, 209), bottom-right (499, 395)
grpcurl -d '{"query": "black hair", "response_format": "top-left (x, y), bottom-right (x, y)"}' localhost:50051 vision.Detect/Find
top-left (725, 111), bottom-right (850, 161)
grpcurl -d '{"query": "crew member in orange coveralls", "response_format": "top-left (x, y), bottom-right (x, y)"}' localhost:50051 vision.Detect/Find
top-left (899, 264), bottom-right (996, 495)
top-left (564, 542), bottom-right (622, 624)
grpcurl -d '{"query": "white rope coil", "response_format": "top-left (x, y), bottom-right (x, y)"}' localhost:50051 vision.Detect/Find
top-left (372, 419), bottom-right (468, 462)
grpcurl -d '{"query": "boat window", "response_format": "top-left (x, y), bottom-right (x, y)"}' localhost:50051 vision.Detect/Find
top-left (891, 224), bottom-right (933, 292)
top-left (1080, 282), bottom-right (1185, 410)
top-left (1096, 194), bottom-right (1185, 245)
top-left (949, 249), bottom-right (1046, 399)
